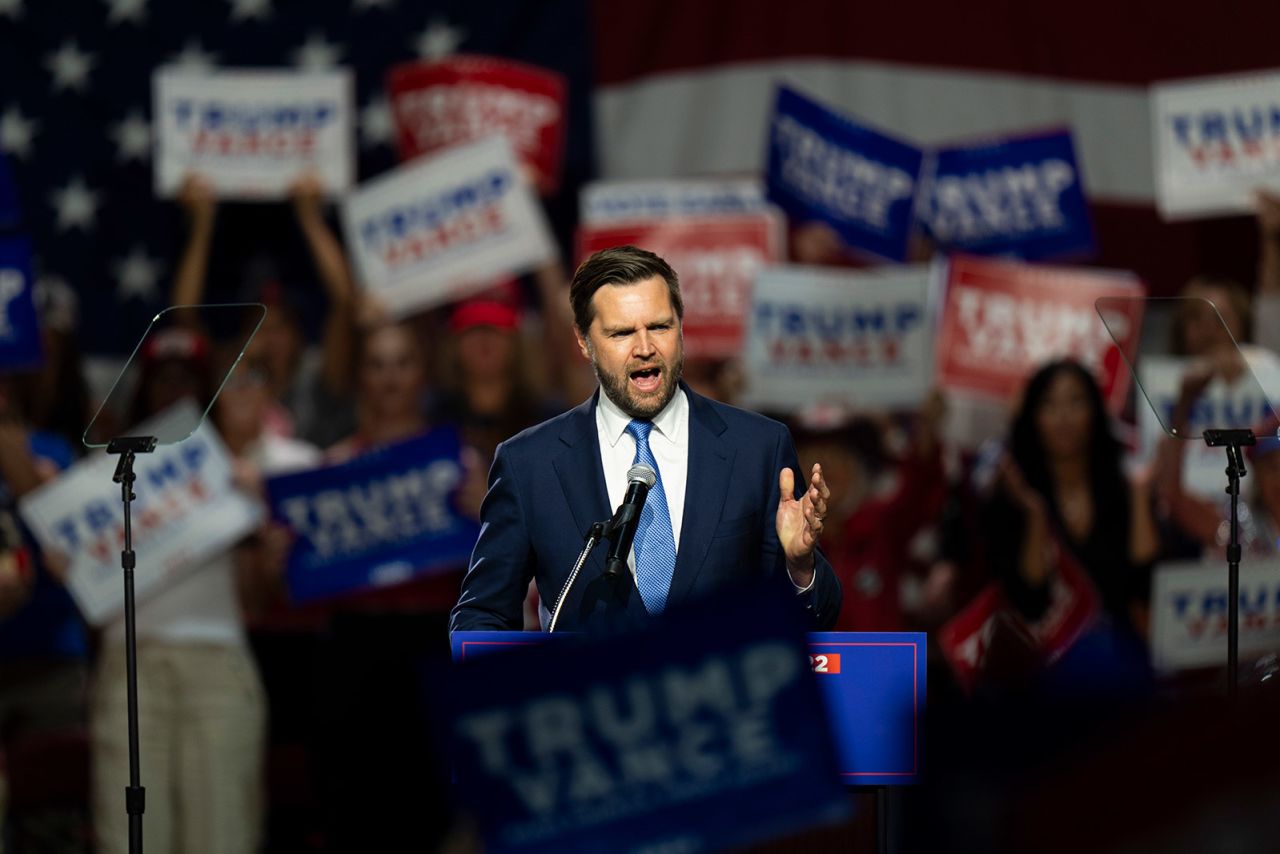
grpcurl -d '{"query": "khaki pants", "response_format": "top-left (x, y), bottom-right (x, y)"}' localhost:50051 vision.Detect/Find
top-left (90, 642), bottom-right (265, 854)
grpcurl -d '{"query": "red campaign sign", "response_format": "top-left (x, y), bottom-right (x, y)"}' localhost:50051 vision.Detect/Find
top-left (387, 56), bottom-right (567, 195)
top-left (934, 255), bottom-right (1145, 413)
top-left (936, 542), bottom-right (1101, 694)
top-left (576, 214), bottom-right (784, 359)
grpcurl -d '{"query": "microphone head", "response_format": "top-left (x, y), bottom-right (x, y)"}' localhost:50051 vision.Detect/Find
top-left (626, 463), bottom-right (657, 488)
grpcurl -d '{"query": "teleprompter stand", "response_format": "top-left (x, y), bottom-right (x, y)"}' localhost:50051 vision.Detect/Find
top-left (1204, 428), bottom-right (1255, 701)
top-left (107, 435), bottom-right (158, 854)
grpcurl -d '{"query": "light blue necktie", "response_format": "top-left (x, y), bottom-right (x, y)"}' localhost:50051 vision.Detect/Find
top-left (626, 419), bottom-right (677, 614)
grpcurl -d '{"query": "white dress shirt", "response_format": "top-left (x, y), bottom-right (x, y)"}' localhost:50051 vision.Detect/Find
top-left (593, 385), bottom-right (813, 593)
top-left (595, 387), bottom-right (689, 574)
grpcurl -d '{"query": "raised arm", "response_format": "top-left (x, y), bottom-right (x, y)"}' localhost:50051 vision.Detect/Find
top-left (169, 174), bottom-right (218, 327)
top-left (291, 173), bottom-right (357, 398)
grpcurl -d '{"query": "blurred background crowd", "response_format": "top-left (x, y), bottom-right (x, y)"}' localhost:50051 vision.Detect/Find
top-left (4, 1), bottom-right (1280, 852)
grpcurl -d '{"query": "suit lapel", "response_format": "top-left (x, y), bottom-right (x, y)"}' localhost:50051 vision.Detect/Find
top-left (669, 386), bottom-right (733, 606)
top-left (552, 393), bottom-right (612, 544)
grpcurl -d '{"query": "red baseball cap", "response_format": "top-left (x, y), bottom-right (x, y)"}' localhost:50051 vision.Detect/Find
top-left (140, 327), bottom-right (209, 364)
top-left (449, 299), bottom-right (520, 333)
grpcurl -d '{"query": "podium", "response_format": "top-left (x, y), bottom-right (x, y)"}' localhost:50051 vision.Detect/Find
top-left (451, 630), bottom-right (926, 787)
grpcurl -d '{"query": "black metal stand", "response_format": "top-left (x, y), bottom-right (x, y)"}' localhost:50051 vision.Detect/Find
top-left (107, 435), bottom-right (158, 854)
top-left (547, 520), bottom-right (609, 633)
top-left (1204, 428), bottom-right (1255, 702)
top-left (876, 785), bottom-right (888, 854)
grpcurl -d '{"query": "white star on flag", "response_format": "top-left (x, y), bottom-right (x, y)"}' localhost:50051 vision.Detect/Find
top-left (360, 95), bottom-right (395, 150)
top-left (112, 112), bottom-right (151, 162)
top-left (292, 32), bottom-right (343, 70)
top-left (114, 246), bottom-right (164, 302)
top-left (168, 41), bottom-right (219, 74)
top-left (46, 41), bottom-right (96, 93)
top-left (113, 245), bottom-right (163, 302)
top-left (415, 18), bottom-right (465, 59)
top-left (0, 0), bottom-right (23, 19)
top-left (229, 0), bottom-right (270, 22)
top-left (0, 105), bottom-right (38, 160)
top-left (50, 177), bottom-right (100, 232)
top-left (105, 0), bottom-right (147, 25)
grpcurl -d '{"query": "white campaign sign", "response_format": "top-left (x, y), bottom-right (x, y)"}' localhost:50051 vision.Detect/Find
top-left (341, 135), bottom-right (555, 317)
top-left (1150, 558), bottom-right (1280, 672)
top-left (1153, 69), bottom-right (1280, 220)
top-left (741, 264), bottom-right (933, 412)
top-left (154, 68), bottom-right (354, 198)
top-left (18, 403), bottom-right (262, 626)
top-left (580, 178), bottom-right (768, 224)
top-left (1135, 350), bottom-right (1280, 498)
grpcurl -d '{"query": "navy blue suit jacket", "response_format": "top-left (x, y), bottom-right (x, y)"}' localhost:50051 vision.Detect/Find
top-left (450, 384), bottom-right (842, 633)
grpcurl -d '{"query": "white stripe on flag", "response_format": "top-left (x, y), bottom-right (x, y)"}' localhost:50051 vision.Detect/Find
top-left (595, 58), bottom-right (1153, 203)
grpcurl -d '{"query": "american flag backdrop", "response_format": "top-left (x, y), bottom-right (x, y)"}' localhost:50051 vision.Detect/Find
top-left (0, 0), bottom-right (595, 355)
top-left (3, 0), bottom-right (1280, 356)
top-left (591, 0), bottom-right (1280, 301)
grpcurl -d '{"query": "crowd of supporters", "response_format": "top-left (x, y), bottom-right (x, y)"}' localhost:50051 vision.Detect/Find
top-left (2, 175), bottom-right (1280, 852)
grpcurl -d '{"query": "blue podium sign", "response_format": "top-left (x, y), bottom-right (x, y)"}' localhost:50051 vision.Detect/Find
top-left (807, 632), bottom-right (925, 786)
top-left (442, 593), bottom-right (851, 853)
top-left (453, 629), bottom-right (926, 787)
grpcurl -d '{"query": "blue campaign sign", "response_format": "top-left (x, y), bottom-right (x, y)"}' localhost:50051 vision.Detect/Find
top-left (765, 85), bottom-right (924, 262)
top-left (0, 154), bottom-right (18, 228)
top-left (807, 632), bottom-right (925, 786)
top-left (920, 128), bottom-right (1096, 260)
top-left (265, 428), bottom-right (480, 603)
top-left (0, 236), bottom-right (43, 371)
top-left (443, 591), bottom-right (851, 853)
top-left (453, 630), bottom-right (927, 788)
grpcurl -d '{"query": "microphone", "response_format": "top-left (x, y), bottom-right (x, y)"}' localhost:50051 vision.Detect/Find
top-left (602, 463), bottom-right (657, 579)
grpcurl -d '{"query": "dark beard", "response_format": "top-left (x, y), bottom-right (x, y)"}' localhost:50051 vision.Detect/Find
top-left (592, 350), bottom-right (684, 420)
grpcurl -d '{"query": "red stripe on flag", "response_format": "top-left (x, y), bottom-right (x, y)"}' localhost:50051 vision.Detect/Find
top-left (593, 0), bottom-right (1280, 88)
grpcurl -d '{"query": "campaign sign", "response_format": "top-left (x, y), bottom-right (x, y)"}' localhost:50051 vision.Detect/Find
top-left (1153, 70), bottom-right (1280, 220)
top-left (580, 178), bottom-right (768, 225)
top-left (920, 128), bottom-right (1095, 260)
top-left (388, 56), bottom-right (567, 195)
top-left (0, 153), bottom-right (18, 228)
top-left (576, 213), bottom-right (783, 358)
top-left (937, 543), bottom-right (1100, 694)
top-left (18, 403), bottom-right (262, 626)
top-left (154, 68), bottom-right (354, 198)
top-left (342, 135), bottom-right (555, 317)
top-left (765, 85), bottom-right (923, 262)
top-left (453, 630), bottom-right (926, 787)
top-left (443, 591), bottom-right (849, 853)
top-left (803, 633), bottom-right (925, 786)
top-left (0, 236), bottom-right (43, 370)
top-left (1135, 352), bottom-right (1280, 498)
top-left (741, 265), bottom-right (932, 412)
top-left (934, 255), bottom-right (1145, 413)
top-left (266, 428), bottom-right (479, 603)
top-left (1150, 558), bottom-right (1280, 672)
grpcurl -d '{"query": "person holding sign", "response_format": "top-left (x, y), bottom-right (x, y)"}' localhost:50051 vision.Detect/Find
top-left (170, 172), bottom-right (359, 448)
top-left (452, 245), bottom-right (841, 633)
top-left (980, 360), bottom-right (1159, 685)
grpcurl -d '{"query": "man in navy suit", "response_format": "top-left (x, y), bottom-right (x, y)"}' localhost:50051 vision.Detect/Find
top-left (451, 246), bottom-right (841, 632)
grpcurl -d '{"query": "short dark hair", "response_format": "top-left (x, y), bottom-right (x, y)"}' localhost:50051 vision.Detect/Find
top-left (569, 245), bottom-right (683, 334)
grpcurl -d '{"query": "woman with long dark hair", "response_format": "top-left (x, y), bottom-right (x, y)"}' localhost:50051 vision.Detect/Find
top-left (987, 359), bottom-right (1159, 647)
